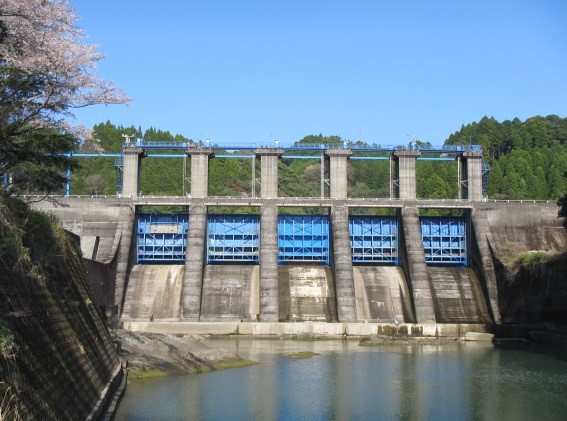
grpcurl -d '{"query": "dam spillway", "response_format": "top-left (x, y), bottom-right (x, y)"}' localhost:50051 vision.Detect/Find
top-left (116, 207), bottom-right (497, 325)
top-left (352, 266), bottom-right (412, 322)
top-left (32, 196), bottom-right (567, 331)
top-left (122, 264), bottom-right (184, 319)
top-left (200, 264), bottom-right (259, 321)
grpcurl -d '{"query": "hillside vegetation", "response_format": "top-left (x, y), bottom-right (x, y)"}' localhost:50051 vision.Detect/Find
top-left (71, 116), bottom-right (567, 202)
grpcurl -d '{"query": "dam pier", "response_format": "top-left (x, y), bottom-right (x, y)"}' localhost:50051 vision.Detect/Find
top-left (32, 142), bottom-right (566, 337)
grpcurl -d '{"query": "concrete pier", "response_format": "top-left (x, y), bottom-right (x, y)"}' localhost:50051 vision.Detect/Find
top-left (393, 150), bottom-right (421, 199)
top-left (399, 207), bottom-right (436, 323)
top-left (122, 146), bottom-right (145, 197)
top-left (326, 149), bottom-right (352, 199)
top-left (255, 148), bottom-right (283, 198)
top-left (259, 205), bottom-right (279, 321)
top-left (182, 204), bottom-right (207, 320)
top-left (186, 147), bottom-right (214, 198)
top-left (462, 151), bottom-right (484, 201)
top-left (114, 206), bottom-right (134, 314)
top-left (331, 206), bottom-right (357, 321)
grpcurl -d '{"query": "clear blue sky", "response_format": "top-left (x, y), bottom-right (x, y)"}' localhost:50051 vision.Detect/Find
top-left (71, 0), bottom-right (567, 147)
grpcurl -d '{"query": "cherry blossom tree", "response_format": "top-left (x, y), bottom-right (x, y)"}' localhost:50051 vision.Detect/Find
top-left (0, 0), bottom-right (130, 194)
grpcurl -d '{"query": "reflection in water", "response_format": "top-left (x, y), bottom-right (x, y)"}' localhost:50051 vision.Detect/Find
top-left (116, 340), bottom-right (567, 420)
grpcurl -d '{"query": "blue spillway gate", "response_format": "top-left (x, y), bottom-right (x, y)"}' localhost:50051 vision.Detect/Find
top-left (136, 214), bottom-right (188, 263)
top-left (420, 217), bottom-right (468, 265)
top-left (207, 215), bottom-right (260, 264)
top-left (349, 216), bottom-right (398, 264)
top-left (278, 215), bottom-right (330, 264)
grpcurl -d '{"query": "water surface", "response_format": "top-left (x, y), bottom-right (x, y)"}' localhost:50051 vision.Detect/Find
top-left (116, 339), bottom-right (567, 420)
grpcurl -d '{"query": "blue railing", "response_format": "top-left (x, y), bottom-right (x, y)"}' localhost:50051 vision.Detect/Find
top-left (123, 140), bottom-right (482, 154)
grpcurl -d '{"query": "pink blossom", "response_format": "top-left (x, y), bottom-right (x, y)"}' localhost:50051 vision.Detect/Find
top-left (0, 0), bottom-right (131, 131)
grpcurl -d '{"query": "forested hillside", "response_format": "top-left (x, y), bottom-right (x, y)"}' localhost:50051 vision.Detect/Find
top-left (446, 115), bottom-right (567, 199)
top-left (70, 116), bottom-right (567, 202)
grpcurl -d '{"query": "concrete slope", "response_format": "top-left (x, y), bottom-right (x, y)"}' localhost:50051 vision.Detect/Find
top-left (200, 265), bottom-right (260, 321)
top-left (353, 266), bottom-right (414, 323)
top-left (122, 265), bottom-right (184, 320)
top-left (278, 265), bottom-right (337, 322)
top-left (428, 267), bottom-right (491, 323)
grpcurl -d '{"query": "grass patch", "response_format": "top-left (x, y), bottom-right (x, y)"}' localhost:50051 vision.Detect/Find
top-left (213, 358), bottom-right (257, 370)
top-left (517, 251), bottom-right (549, 265)
top-left (279, 351), bottom-right (320, 359)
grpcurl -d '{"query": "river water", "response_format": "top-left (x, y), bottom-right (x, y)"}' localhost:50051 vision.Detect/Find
top-left (116, 339), bottom-right (567, 420)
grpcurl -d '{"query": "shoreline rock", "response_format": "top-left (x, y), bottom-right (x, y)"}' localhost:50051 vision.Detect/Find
top-left (111, 330), bottom-right (255, 379)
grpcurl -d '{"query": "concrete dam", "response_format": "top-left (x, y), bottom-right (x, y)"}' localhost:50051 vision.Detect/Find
top-left (35, 196), bottom-right (567, 330)
top-left (30, 143), bottom-right (567, 334)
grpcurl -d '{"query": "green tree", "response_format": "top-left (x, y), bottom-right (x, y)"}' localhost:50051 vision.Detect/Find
top-left (486, 161), bottom-right (504, 199)
top-left (84, 173), bottom-right (107, 195)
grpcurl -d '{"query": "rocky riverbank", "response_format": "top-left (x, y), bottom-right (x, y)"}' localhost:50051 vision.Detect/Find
top-left (112, 330), bottom-right (255, 378)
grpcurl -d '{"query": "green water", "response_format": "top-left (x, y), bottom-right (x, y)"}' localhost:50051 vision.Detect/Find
top-left (116, 339), bottom-right (567, 420)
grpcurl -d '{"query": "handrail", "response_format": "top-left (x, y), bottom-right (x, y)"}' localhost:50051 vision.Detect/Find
top-left (120, 140), bottom-right (482, 153)
top-left (23, 194), bottom-right (556, 204)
